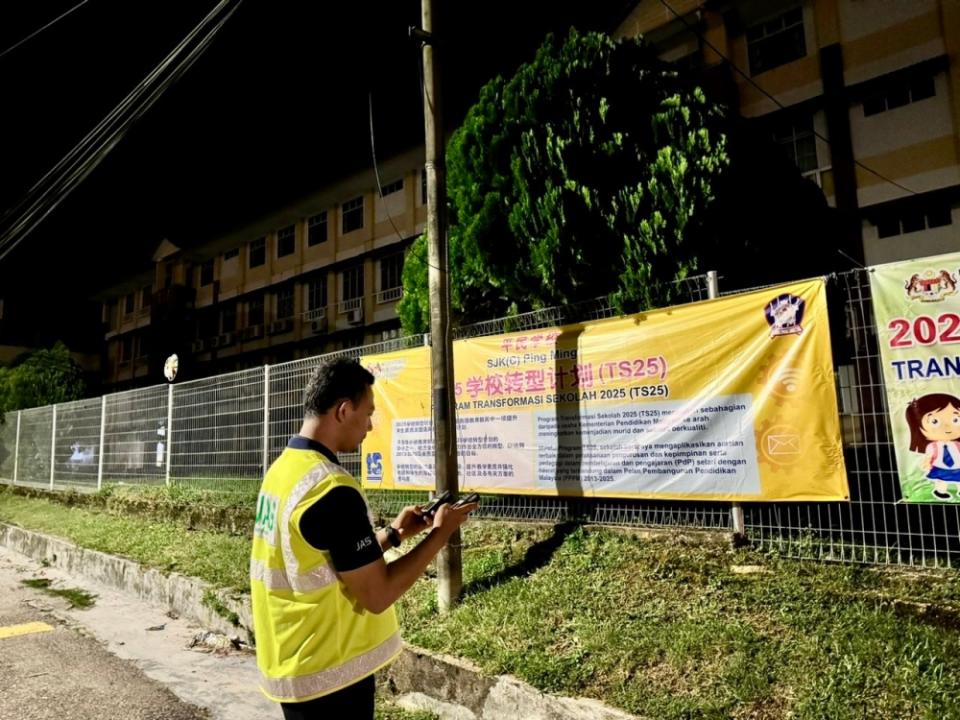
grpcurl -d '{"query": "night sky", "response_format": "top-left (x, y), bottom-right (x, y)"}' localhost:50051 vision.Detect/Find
top-left (0, 0), bottom-right (629, 323)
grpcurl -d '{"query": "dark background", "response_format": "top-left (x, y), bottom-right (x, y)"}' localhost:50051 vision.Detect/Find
top-left (0, 0), bottom-right (630, 349)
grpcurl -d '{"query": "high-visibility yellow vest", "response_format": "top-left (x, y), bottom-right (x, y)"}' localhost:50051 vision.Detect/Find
top-left (250, 444), bottom-right (401, 703)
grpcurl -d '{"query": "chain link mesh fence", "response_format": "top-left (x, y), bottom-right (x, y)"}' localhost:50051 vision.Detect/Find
top-left (1, 270), bottom-right (957, 566)
top-left (0, 413), bottom-right (17, 481)
top-left (14, 406), bottom-right (53, 488)
top-left (102, 385), bottom-right (168, 486)
top-left (170, 368), bottom-right (265, 493)
top-left (53, 397), bottom-right (103, 489)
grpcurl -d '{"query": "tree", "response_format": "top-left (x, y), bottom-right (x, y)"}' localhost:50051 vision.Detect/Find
top-left (686, 114), bottom-right (849, 292)
top-left (398, 30), bottom-right (729, 333)
top-left (0, 342), bottom-right (86, 416)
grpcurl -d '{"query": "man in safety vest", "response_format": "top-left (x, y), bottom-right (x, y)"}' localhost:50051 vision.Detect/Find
top-left (250, 356), bottom-right (477, 719)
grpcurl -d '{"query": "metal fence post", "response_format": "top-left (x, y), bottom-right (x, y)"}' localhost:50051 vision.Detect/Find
top-left (706, 270), bottom-right (746, 539)
top-left (12, 410), bottom-right (21, 485)
top-left (262, 365), bottom-right (270, 476)
top-left (165, 383), bottom-right (173, 487)
top-left (50, 405), bottom-right (57, 490)
top-left (97, 395), bottom-right (107, 491)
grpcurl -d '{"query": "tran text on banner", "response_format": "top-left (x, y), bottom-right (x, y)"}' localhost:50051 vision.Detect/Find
top-left (871, 252), bottom-right (960, 504)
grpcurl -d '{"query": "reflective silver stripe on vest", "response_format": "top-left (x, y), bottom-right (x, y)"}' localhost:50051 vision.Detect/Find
top-left (260, 630), bottom-right (403, 701)
top-left (250, 558), bottom-right (338, 593)
top-left (250, 558), bottom-right (291, 589)
top-left (280, 461), bottom-right (340, 578)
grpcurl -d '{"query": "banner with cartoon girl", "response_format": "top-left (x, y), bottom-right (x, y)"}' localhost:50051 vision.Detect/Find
top-left (871, 251), bottom-right (960, 503)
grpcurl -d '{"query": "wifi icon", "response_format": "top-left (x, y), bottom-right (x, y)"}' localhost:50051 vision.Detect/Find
top-left (775, 368), bottom-right (801, 394)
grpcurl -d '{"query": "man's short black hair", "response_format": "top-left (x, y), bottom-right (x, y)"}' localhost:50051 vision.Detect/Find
top-left (303, 356), bottom-right (375, 417)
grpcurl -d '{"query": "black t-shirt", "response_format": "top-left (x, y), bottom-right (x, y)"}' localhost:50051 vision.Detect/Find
top-left (288, 436), bottom-right (382, 572)
top-left (300, 486), bottom-right (382, 571)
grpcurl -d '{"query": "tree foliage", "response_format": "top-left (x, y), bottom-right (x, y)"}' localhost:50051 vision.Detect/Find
top-left (399, 30), bottom-right (729, 333)
top-left (0, 342), bottom-right (86, 416)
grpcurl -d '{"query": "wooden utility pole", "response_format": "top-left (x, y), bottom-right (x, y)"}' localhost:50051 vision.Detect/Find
top-left (419, 0), bottom-right (462, 611)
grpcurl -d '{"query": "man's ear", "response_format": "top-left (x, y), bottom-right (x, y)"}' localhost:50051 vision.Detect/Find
top-left (335, 400), bottom-right (349, 422)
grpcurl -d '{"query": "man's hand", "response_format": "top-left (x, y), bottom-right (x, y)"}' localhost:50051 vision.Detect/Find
top-left (431, 501), bottom-right (478, 537)
top-left (391, 505), bottom-right (430, 542)
top-left (342, 499), bottom-right (479, 614)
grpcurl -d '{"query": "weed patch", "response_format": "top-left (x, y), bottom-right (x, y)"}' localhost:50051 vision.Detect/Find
top-left (21, 578), bottom-right (97, 609)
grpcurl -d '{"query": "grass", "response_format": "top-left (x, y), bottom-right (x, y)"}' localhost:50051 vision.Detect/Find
top-left (0, 488), bottom-right (250, 590)
top-left (2, 487), bottom-right (959, 718)
top-left (395, 523), bottom-right (960, 720)
top-left (21, 577), bottom-right (97, 609)
top-left (374, 698), bottom-right (437, 720)
top-left (97, 481), bottom-right (260, 509)
top-left (202, 589), bottom-right (241, 627)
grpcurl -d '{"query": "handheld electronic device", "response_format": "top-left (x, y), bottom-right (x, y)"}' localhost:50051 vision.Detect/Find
top-left (420, 490), bottom-right (451, 516)
top-left (452, 492), bottom-right (480, 508)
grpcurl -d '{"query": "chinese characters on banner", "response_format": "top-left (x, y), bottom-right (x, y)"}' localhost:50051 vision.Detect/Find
top-left (871, 252), bottom-right (960, 504)
top-left (362, 279), bottom-right (848, 502)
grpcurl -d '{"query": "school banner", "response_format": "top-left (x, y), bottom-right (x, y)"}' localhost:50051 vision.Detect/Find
top-left (361, 279), bottom-right (848, 501)
top-left (871, 252), bottom-right (960, 504)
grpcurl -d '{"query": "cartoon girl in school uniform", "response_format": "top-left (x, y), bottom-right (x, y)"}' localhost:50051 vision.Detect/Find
top-left (906, 393), bottom-right (960, 500)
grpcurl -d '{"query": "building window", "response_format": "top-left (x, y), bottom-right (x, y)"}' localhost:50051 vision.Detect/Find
top-left (222, 303), bottom-right (236, 333)
top-left (863, 74), bottom-right (937, 117)
top-left (200, 259), bottom-right (214, 286)
top-left (136, 334), bottom-right (149, 359)
top-left (342, 196), bottom-right (364, 234)
top-left (341, 264), bottom-right (364, 301)
top-left (141, 285), bottom-right (152, 308)
top-left (120, 336), bottom-right (133, 362)
top-left (746, 7), bottom-right (805, 76)
top-left (198, 309), bottom-right (218, 338)
top-left (421, 170), bottom-right (427, 204)
top-left (248, 295), bottom-right (265, 327)
top-left (308, 212), bottom-right (328, 246)
top-left (249, 237), bottom-right (266, 268)
top-left (380, 253), bottom-right (403, 292)
top-left (876, 204), bottom-right (953, 239)
top-left (277, 225), bottom-right (295, 257)
top-left (308, 276), bottom-right (327, 311)
top-left (224, 247), bottom-right (239, 260)
top-left (276, 286), bottom-right (294, 319)
top-left (380, 179), bottom-right (403, 196)
top-left (772, 115), bottom-right (818, 174)
top-left (124, 293), bottom-right (135, 315)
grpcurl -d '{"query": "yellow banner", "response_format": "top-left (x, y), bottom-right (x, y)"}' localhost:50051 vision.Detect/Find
top-left (361, 279), bottom-right (848, 501)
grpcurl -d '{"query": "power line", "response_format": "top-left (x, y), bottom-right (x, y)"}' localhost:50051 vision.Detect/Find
top-left (0, 0), bottom-right (243, 264)
top-left (656, 0), bottom-right (921, 198)
top-left (0, 0), bottom-right (91, 61)
top-left (367, 90), bottom-right (442, 274)
top-left (2, 0), bottom-right (230, 227)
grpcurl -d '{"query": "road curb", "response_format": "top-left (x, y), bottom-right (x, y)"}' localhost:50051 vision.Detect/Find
top-left (388, 646), bottom-right (641, 719)
top-left (0, 521), bottom-right (641, 719)
top-left (0, 522), bottom-right (252, 642)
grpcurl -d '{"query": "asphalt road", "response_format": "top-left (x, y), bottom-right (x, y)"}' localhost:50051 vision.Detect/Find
top-left (0, 551), bottom-right (212, 720)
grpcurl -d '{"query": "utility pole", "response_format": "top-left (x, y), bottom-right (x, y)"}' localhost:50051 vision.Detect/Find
top-left (418, 0), bottom-right (462, 612)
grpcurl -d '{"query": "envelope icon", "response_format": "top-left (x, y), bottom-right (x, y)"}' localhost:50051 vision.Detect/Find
top-left (767, 434), bottom-right (800, 455)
